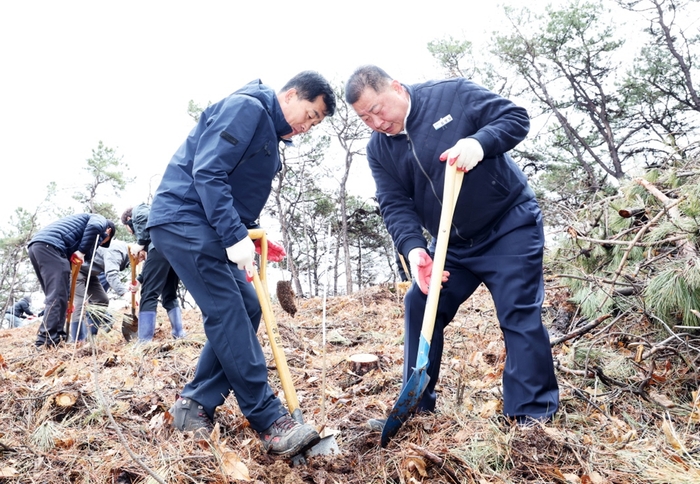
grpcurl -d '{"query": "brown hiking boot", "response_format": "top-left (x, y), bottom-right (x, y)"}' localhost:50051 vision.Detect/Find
top-left (259, 414), bottom-right (320, 457)
top-left (168, 397), bottom-right (213, 439)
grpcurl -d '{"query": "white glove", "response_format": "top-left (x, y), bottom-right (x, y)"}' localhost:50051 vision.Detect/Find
top-left (439, 137), bottom-right (484, 172)
top-left (129, 243), bottom-right (144, 257)
top-left (226, 237), bottom-right (255, 278)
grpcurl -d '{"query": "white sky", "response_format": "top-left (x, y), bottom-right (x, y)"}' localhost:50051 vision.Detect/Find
top-left (0, 0), bottom-right (553, 226)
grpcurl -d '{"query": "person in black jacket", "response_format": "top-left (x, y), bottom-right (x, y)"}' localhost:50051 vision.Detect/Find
top-left (3, 296), bottom-right (35, 329)
top-left (27, 213), bottom-right (115, 349)
top-left (146, 71), bottom-right (335, 457)
top-left (120, 203), bottom-right (185, 342)
top-left (346, 65), bottom-right (559, 429)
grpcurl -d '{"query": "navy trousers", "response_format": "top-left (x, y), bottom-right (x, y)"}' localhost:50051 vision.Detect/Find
top-left (404, 199), bottom-right (559, 420)
top-left (139, 247), bottom-right (179, 313)
top-left (150, 222), bottom-right (285, 432)
top-left (28, 242), bottom-right (69, 347)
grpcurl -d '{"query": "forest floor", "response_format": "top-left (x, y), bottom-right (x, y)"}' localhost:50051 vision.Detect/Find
top-left (0, 281), bottom-right (699, 483)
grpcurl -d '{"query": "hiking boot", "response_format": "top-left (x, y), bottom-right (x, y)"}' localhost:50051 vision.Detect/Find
top-left (168, 397), bottom-right (213, 439)
top-left (367, 418), bottom-right (386, 432)
top-left (259, 414), bottom-right (320, 457)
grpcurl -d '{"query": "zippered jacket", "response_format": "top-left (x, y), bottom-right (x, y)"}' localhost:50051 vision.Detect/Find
top-left (29, 213), bottom-right (113, 261)
top-left (147, 80), bottom-right (290, 247)
top-left (366, 78), bottom-right (533, 257)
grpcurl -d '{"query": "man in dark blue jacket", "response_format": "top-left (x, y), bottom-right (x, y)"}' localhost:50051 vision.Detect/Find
top-left (147, 71), bottom-right (335, 457)
top-left (28, 213), bottom-right (115, 348)
top-left (346, 65), bottom-right (559, 428)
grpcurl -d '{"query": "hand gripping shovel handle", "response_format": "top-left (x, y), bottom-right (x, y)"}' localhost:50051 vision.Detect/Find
top-left (65, 261), bottom-right (81, 326)
top-left (381, 163), bottom-right (464, 447)
top-left (248, 229), bottom-right (302, 420)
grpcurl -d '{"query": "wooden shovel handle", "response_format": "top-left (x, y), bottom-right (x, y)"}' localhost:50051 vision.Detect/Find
top-left (420, 164), bottom-right (464, 341)
top-left (66, 261), bottom-right (81, 323)
top-left (248, 229), bottom-right (300, 414)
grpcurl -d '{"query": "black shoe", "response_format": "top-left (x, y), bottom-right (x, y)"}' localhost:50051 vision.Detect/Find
top-left (168, 397), bottom-right (213, 439)
top-left (367, 418), bottom-right (386, 432)
top-left (259, 414), bottom-right (320, 457)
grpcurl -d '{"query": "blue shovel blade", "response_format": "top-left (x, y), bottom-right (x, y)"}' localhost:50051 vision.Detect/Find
top-left (381, 336), bottom-right (432, 447)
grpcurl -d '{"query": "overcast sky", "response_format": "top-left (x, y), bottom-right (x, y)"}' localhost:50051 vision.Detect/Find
top-left (0, 0), bottom-right (560, 226)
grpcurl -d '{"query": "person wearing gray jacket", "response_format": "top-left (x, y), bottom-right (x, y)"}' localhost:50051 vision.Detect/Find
top-left (70, 239), bottom-right (131, 341)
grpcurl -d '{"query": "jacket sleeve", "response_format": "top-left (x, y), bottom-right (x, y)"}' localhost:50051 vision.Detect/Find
top-left (130, 204), bottom-right (150, 246)
top-left (103, 247), bottom-right (128, 296)
top-left (367, 143), bottom-right (428, 259)
top-left (79, 214), bottom-right (109, 261)
top-left (456, 79), bottom-right (530, 157)
top-left (20, 300), bottom-right (33, 317)
top-left (192, 99), bottom-right (262, 248)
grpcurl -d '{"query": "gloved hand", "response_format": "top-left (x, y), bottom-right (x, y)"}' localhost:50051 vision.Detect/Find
top-left (128, 281), bottom-right (140, 293)
top-left (407, 248), bottom-right (450, 295)
top-left (129, 243), bottom-right (144, 257)
top-left (226, 237), bottom-right (256, 279)
top-left (254, 238), bottom-right (287, 262)
top-left (439, 137), bottom-right (484, 172)
top-left (70, 251), bottom-right (85, 266)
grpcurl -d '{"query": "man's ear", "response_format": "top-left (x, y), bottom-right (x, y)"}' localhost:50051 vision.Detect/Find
top-left (283, 88), bottom-right (297, 103)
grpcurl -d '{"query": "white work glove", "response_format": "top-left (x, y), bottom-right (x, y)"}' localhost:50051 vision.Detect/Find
top-left (439, 137), bottom-right (484, 172)
top-left (128, 243), bottom-right (144, 257)
top-left (226, 237), bottom-right (255, 279)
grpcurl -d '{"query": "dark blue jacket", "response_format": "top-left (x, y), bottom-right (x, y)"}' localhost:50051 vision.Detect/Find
top-left (147, 80), bottom-right (290, 247)
top-left (366, 78), bottom-right (533, 257)
top-left (29, 213), bottom-right (113, 261)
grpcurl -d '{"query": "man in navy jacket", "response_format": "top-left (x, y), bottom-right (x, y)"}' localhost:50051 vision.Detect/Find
top-left (346, 65), bottom-right (559, 427)
top-left (28, 213), bottom-right (115, 348)
top-left (147, 71), bottom-right (335, 457)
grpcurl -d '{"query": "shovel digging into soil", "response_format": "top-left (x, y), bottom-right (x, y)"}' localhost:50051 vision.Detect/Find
top-left (248, 229), bottom-right (340, 463)
top-left (381, 162), bottom-right (464, 447)
top-left (121, 251), bottom-right (139, 341)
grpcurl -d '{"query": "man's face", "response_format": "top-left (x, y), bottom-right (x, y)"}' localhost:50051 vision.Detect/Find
top-left (279, 89), bottom-right (327, 139)
top-left (351, 80), bottom-right (409, 135)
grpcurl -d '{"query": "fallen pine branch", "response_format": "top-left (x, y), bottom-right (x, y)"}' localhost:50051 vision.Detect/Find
top-left (551, 314), bottom-right (613, 346)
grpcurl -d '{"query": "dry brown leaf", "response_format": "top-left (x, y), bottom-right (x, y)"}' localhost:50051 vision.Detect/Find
top-left (661, 419), bottom-right (684, 451)
top-left (649, 391), bottom-right (675, 408)
top-left (403, 456), bottom-right (427, 477)
top-left (0, 467), bottom-right (18, 477)
top-left (44, 362), bottom-right (65, 377)
top-left (221, 451), bottom-right (251, 481)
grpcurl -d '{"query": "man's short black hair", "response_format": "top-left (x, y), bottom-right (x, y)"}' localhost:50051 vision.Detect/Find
top-left (345, 65), bottom-right (393, 105)
top-left (281, 71), bottom-right (336, 117)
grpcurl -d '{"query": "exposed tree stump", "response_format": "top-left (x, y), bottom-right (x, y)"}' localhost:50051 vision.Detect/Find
top-left (348, 353), bottom-right (379, 376)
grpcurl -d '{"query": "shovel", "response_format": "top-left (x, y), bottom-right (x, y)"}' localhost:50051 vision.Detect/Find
top-left (381, 163), bottom-right (464, 447)
top-left (64, 261), bottom-right (81, 336)
top-left (121, 251), bottom-right (139, 342)
top-left (248, 229), bottom-right (340, 462)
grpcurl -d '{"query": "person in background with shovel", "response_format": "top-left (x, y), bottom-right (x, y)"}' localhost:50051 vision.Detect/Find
top-left (120, 203), bottom-right (186, 342)
top-left (27, 213), bottom-right (116, 349)
top-left (69, 239), bottom-right (131, 342)
top-left (345, 65), bottom-right (559, 437)
top-left (146, 71), bottom-right (336, 458)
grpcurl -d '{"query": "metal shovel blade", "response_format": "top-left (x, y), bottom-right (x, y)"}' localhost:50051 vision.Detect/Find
top-left (380, 335), bottom-right (431, 447)
top-left (380, 163), bottom-right (464, 447)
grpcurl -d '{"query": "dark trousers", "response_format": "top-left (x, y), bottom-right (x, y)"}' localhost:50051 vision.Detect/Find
top-left (28, 243), bottom-right (69, 347)
top-left (139, 247), bottom-right (179, 313)
top-left (150, 222), bottom-right (285, 432)
top-left (403, 199), bottom-right (559, 420)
